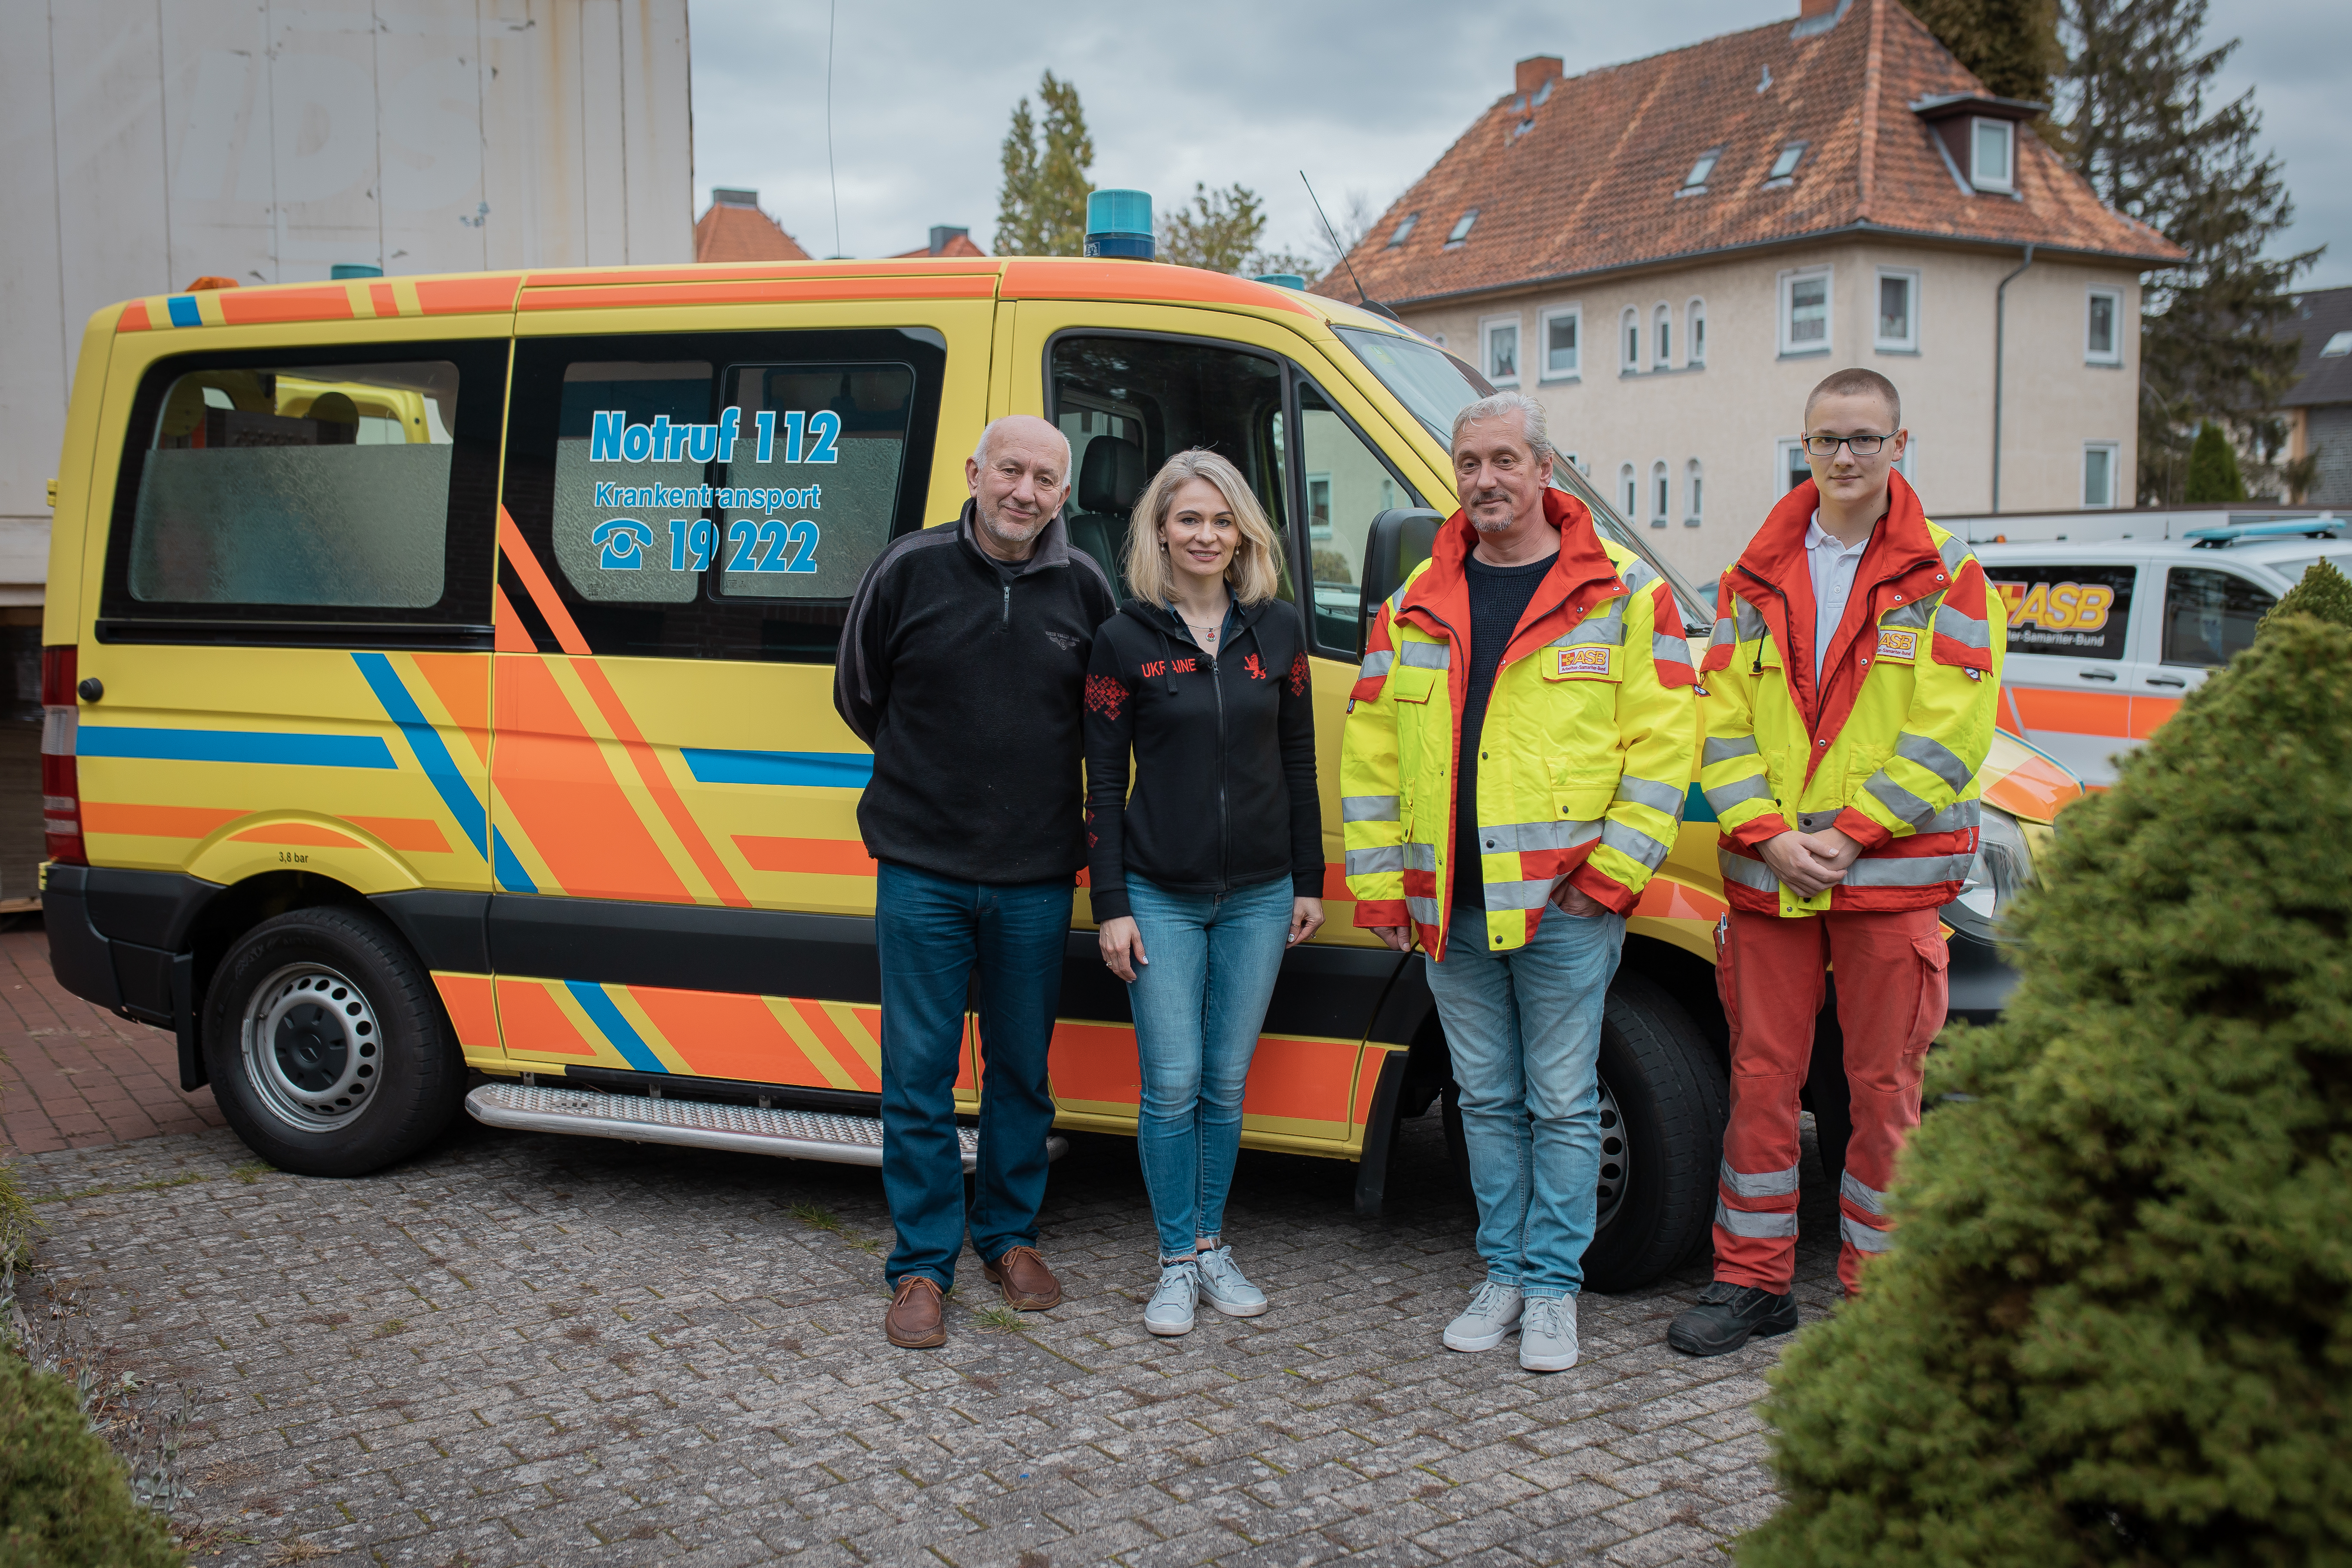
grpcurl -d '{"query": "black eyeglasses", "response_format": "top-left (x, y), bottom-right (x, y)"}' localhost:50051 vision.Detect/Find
top-left (1802, 433), bottom-right (1888, 456)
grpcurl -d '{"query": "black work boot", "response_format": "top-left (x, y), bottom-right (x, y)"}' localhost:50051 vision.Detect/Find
top-left (1666, 1281), bottom-right (1801, 1357)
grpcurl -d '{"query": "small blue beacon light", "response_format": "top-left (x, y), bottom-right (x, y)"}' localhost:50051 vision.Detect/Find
top-left (1084, 189), bottom-right (1155, 260)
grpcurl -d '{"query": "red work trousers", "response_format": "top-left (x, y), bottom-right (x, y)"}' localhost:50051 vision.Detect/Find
top-left (1711, 905), bottom-right (1949, 1296)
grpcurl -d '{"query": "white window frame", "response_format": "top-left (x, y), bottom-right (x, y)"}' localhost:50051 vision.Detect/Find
top-left (1874, 267), bottom-right (1920, 353)
top-left (1686, 298), bottom-right (1707, 366)
top-left (1650, 459), bottom-right (1670, 528)
top-left (1970, 117), bottom-right (2015, 193)
top-left (2082, 441), bottom-right (2120, 508)
top-left (1539, 305), bottom-right (1582, 381)
top-left (1779, 266), bottom-right (1833, 357)
top-left (1621, 307), bottom-right (1642, 374)
top-left (1895, 437), bottom-right (1915, 484)
top-left (2085, 288), bottom-right (2123, 366)
top-left (1685, 458), bottom-right (1704, 526)
top-left (1777, 438), bottom-right (1811, 495)
top-left (1653, 303), bottom-right (1673, 370)
top-left (1619, 462), bottom-right (1638, 519)
top-left (1479, 312), bottom-right (1522, 386)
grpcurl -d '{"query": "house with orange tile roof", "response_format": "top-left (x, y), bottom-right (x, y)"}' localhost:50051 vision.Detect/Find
top-left (694, 189), bottom-right (812, 263)
top-left (1318, 0), bottom-right (2182, 578)
top-left (891, 227), bottom-right (989, 259)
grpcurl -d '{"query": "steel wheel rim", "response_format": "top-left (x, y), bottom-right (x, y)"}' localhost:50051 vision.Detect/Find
top-left (241, 962), bottom-right (383, 1133)
top-left (1592, 1076), bottom-right (1630, 1232)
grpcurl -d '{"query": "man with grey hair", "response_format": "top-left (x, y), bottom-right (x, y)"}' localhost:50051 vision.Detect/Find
top-left (1341, 391), bottom-right (1697, 1371)
top-left (837, 413), bottom-right (1115, 1350)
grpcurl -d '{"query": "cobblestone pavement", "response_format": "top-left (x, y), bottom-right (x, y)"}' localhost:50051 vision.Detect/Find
top-left (15, 1087), bottom-right (1844, 1567)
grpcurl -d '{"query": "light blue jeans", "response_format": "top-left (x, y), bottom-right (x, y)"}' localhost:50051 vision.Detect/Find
top-left (1424, 906), bottom-right (1626, 1298)
top-left (1123, 872), bottom-right (1294, 1261)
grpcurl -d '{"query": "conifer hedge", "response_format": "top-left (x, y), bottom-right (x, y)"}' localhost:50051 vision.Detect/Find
top-left (1741, 572), bottom-right (2352, 1565)
top-left (0, 1350), bottom-right (181, 1566)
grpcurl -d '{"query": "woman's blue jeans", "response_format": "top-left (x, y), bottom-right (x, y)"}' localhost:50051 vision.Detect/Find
top-left (1123, 873), bottom-right (1293, 1261)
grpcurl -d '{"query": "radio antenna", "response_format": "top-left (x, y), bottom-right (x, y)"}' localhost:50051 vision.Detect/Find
top-left (1301, 171), bottom-right (1372, 306)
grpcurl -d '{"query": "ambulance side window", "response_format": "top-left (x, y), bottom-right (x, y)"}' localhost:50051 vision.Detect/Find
top-left (1296, 379), bottom-right (1420, 656)
top-left (2160, 567), bottom-right (2272, 668)
top-left (501, 328), bottom-right (945, 662)
top-left (98, 343), bottom-right (504, 640)
top-left (1982, 564), bottom-right (2137, 659)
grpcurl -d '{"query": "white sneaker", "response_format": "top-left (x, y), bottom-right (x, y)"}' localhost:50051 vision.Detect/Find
top-left (1518, 1294), bottom-right (1579, 1372)
top-left (1442, 1279), bottom-right (1524, 1352)
top-left (1143, 1261), bottom-right (1198, 1336)
top-left (1194, 1245), bottom-right (1268, 1318)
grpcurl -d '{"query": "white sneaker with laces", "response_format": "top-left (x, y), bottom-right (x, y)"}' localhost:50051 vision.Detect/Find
top-left (1518, 1293), bottom-right (1579, 1372)
top-left (1194, 1245), bottom-right (1269, 1317)
top-left (1442, 1278), bottom-right (1524, 1352)
top-left (1143, 1260), bottom-right (1199, 1336)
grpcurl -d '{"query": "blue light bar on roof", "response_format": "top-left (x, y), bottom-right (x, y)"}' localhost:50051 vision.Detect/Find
top-left (1085, 189), bottom-right (1154, 260)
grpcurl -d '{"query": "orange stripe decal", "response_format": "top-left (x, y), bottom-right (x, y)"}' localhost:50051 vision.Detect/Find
top-left (119, 299), bottom-right (152, 332)
top-left (230, 821), bottom-right (364, 847)
top-left (791, 999), bottom-right (882, 1091)
top-left (1240, 1036), bottom-right (1357, 1122)
top-left (433, 974), bottom-right (499, 1051)
top-left (414, 275), bottom-right (521, 315)
top-left (368, 282), bottom-right (400, 317)
top-left (493, 979), bottom-right (600, 1057)
top-left (1001, 258), bottom-right (1315, 316)
top-left (1047, 1021), bottom-right (1142, 1104)
top-left (523, 259), bottom-right (1001, 290)
top-left (734, 836), bottom-right (877, 876)
top-left (519, 275), bottom-right (995, 311)
top-left (568, 659), bottom-right (748, 906)
top-left (497, 507), bottom-right (589, 655)
top-left (218, 285), bottom-right (355, 326)
top-left (631, 987), bottom-right (834, 1087)
top-left (346, 815), bottom-right (453, 853)
top-left (493, 585), bottom-right (536, 652)
top-left (2127, 693), bottom-right (2180, 740)
top-left (2007, 686), bottom-right (2132, 735)
top-left (81, 802), bottom-right (242, 838)
top-left (410, 652), bottom-right (490, 764)
top-left (1634, 877), bottom-right (1728, 925)
top-left (490, 658), bottom-right (693, 903)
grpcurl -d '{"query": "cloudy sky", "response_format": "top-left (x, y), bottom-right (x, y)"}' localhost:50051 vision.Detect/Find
top-left (687, 0), bottom-right (2351, 290)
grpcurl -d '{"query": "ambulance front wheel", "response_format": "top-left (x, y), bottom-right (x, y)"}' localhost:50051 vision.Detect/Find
top-left (202, 906), bottom-right (467, 1178)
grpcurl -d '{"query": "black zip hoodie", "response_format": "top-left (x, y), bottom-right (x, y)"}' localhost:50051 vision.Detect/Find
top-left (1081, 597), bottom-right (1322, 923)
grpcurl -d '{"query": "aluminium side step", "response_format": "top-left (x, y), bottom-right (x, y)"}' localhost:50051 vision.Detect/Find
top-left (466, 1082), bottom-right (1066, 1171)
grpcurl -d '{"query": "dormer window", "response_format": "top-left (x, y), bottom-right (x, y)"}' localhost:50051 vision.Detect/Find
top-left (1445, 209), bottom-right (1479, 248)
top-left (1387, 212), bottom-right (1418, 248)
top-left (1679, 149), bottom-right (1721, 195)
top-left (1766, 142), bottom-right (1807, 184)
top-left (1971, 117), bottom-right (2014, 192)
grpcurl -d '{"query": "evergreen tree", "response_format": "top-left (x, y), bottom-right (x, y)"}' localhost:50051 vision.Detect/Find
top-left (2055, 0), bottom-right (2322, 503)
top-left (1909, 0), bottom-right (2062, 102)
top-left (2183, 418), bottom-right (2246, 501)
top-left (1742, 609), bottom-right (2352, 1567)
top-left (2263, 558), bottom-right (2352, 633)
top-left (1157, 182), bottom-right (1320, 279)
top-left (994, 73), bottom-right (1093, 257)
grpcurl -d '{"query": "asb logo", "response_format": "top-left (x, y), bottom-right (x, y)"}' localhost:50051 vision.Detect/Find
top-left (1874, 626), bottom-right (1919, 663)
top-left (1552, 646), bottom-right (1611, 678)
top-left (1998, 580), bottom-right (2116, 631)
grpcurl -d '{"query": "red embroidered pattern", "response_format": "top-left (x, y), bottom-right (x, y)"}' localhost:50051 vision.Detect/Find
top-left (1242, 653), bottom-right (1269, 681)
top-left (1084, 674), bottom-right (1127, 720)
top-left (1287, 651), bottom-right (1310, 696)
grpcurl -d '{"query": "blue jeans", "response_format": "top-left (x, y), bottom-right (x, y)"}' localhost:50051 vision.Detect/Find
top-left (874, 861), bottom-right (1070, 1290)
top-left (1424, 906), bottom-right (1626, 1298)
top-left (1124, 873), bottom-right (1294, 1261)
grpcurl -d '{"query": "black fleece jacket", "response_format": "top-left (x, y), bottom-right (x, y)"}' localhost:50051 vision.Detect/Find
top-left (1082, 597), bottom-right (1323, 922)
top-left (835, 502), bottom-right (1116, 885)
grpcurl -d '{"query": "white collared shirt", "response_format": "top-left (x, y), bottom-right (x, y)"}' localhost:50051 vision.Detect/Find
top-left (1804, 510), bottom-right (1874, 674)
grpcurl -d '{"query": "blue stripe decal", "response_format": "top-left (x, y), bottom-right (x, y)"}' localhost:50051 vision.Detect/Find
top-left (680, 748), bottom-right (874, 788)
top-left (1684, 783), bottom-right (1718, 825)
top-left (166, 295), bottom-right (202, 328)
top-left (78, 726), bottom-right (396, 769)
top-left (351, 652), bottom-right (488, 855)
top-left (491, 829), bottom-right (538, 893)
top-left (564, 981), bottom-right (665, 1074)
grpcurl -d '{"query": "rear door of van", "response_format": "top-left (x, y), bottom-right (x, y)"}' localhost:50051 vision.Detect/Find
top-left (484, 267), bottom-right (993, 1100)
top-left (1981, 553), bottom-right (2148, 787)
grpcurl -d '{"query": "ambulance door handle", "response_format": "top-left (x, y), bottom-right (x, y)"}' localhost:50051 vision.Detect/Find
top-left (2076, 669), bottom-right (2118, 681)
top-left (2144, 675), bottom-right (2186, 688)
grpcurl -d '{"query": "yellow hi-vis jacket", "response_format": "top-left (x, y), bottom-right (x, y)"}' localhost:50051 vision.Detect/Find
top-left (1341, 489), bottom-right (1697, 960)
top-left (1698, 472), bottom-right (2005, 917)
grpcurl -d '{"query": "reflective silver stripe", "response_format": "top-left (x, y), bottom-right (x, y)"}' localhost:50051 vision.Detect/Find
top-left (1895, 731), bottom-right (1972, 792)
top-left (1480, 818), bottom-right (1603, 854)
top-left (1865, 772), bottom-right (1937, 827)
top-left (1406, 896), bottom-right (1443, 926)
top-left (1485, 877), bottom-right (1556, 911)
top-left (1841, 1214), bottom-right (1895, 1253)
top-left (1717, 848), bottom-right (1779, 892)
top-left (1707, 616), bottom-right (1737, 651)
top-left (1614, 775), bottom-right (1686, 816)
top-left (1399, 641), bottom-right (1451, 670)
top-left (1402, 841), bottom-right (1440, 872)
top-left (1703, 775), bottom-right (1774, 815)
top-left (1933, 602), bottom-right (1992, 649)
top-left (1652, 631), bottom-right (1692, 666)
top-left (1936, 533), bottom-right (1970, 574)
top-left (1602, 818), bottom-right (1673, 871)
top-left (1735, 600), bottom-right (1769, 640)
top-left (1715, 1199), bottom-right (1801, 1239)
top-left (1344, 846), bottom-right (1403, 877)
top-left (1553, 616), bottom-right (1626, 649)
top-left (1920, 798), bottom-right (1981, 835)
top-left (1839, 1170), bottom-right (1888, 1216)
top-left (1619, 557), bottom-right (1659, 594)
top-left (1880, 597), bottom-right (1936, 631)
top-left (1356, 649), bottom-right (1394, 680)
top-left (1843, 852), bottom-right (1975, 886)
top-left (1721, 1160), bottom-right (1800, 1198)
top-left (1341, 794), bottom-right (1400, 822)
top-left (1703, 735), bottom-right (1759, 767)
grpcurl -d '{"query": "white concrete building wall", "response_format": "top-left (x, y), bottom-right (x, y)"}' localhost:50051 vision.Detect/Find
top-left (0, 0), bottom-right (694, 602)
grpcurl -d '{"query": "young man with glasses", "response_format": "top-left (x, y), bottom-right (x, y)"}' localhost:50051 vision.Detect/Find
top-left (1669, 368), bottom-right (2004, 1355)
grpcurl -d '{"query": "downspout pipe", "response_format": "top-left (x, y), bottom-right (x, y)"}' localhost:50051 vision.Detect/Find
top-left (1992, 243), bottom-right (2036, 513)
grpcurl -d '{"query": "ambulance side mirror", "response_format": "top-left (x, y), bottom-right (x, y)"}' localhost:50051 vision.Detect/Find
top-left (1358, 508), bottom-right (1443, 651)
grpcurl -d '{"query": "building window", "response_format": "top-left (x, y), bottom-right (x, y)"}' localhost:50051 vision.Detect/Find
top-left (1387, 212), bottom-right (1418, 248)
top-left (1687, 299), bottom-right (1707, 365)
top-left (1971, 118), bottom-right (2014, 193)
top-left (2086, 288), bottom-right (2122, 365)
top-left (1445, 208), bottom-right (1479, 248)
top-left (1678, 148), bottom-right (1721, 195)
top-left (1540, 307), bottom-right (1581, 380)
top-left (1686, 459), bottom-right (1704, 526)
top-left (1620, 462), bottom-right (1638, 519)
top-left (1875, 269), bottom-right (1919, 352)
top-left (1481, 315), bottom-right (1520, 384)
top-left (1654, 304), bottom-right (1672, 369)
top-left (2083, 441), bottom-right (2119, 508)
top-left (1651, 460), bottom-right (1669, 528)
top-left (1765, 142), bottom-right (1807, 184)
top-left (1780, 268), bottom-right (1831, 355)
top-left (1779, 438), bottom-right (1810, 494)
top-left (1622, 308), bottom-right (1641, 373)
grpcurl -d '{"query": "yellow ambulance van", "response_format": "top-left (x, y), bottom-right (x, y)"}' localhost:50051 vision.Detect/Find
top-left (38, 242), bottom-right (2080, 1290)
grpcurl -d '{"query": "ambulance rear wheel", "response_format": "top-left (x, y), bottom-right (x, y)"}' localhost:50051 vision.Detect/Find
top-left (202, 906), bottom-right (465, 1178)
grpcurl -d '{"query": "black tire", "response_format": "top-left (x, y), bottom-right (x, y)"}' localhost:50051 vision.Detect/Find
top-left (202, 906), bottom-right (465, 1178)
top-left (1582, 973), bottom-right (1729, 1293)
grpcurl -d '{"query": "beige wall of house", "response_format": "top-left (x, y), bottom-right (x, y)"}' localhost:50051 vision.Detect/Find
top-left (1400, 244), bottom-right (2141, 583)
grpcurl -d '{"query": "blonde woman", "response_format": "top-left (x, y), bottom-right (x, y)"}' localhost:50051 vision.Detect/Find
top-left (1082, 448), bottom-right (1324, 1336)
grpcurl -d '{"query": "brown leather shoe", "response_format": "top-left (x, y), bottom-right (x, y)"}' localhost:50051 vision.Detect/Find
top-left (883, 1276), bottom-right (946, 1348)
top-left (982, 1245), bottom-right (1063, 1311)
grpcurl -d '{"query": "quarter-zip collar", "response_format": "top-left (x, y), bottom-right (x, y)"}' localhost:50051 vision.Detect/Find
top-left (954, 497), bottom-right (1079, 579)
